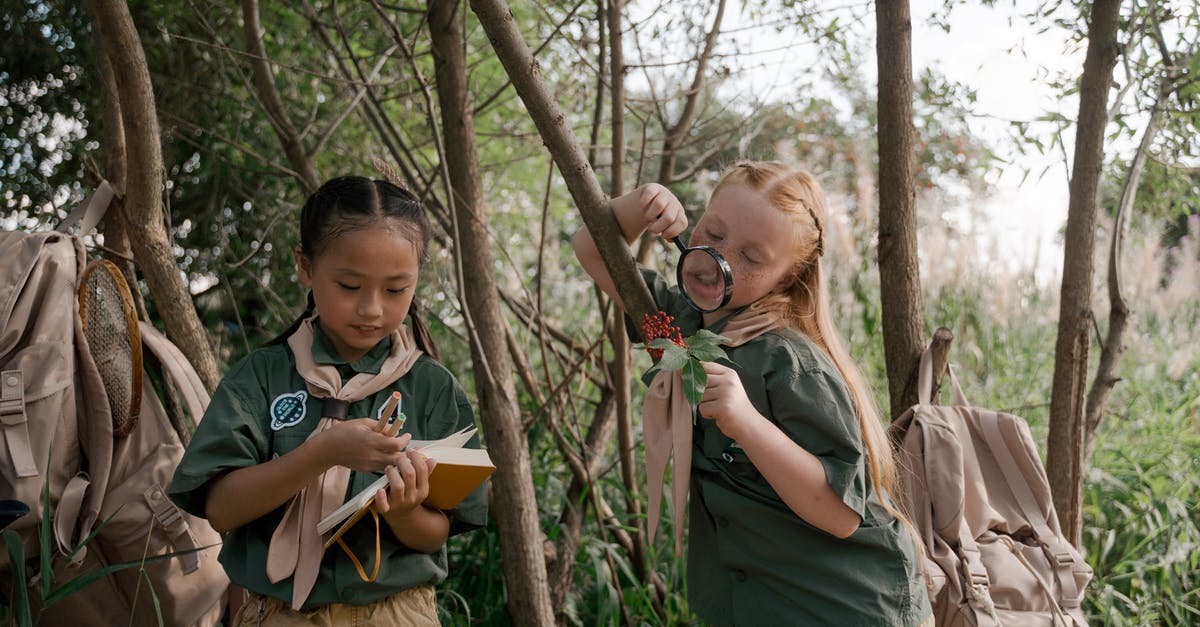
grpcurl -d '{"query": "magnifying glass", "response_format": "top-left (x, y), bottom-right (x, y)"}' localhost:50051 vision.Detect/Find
top-left (673, 236), bottom-right (733, 313)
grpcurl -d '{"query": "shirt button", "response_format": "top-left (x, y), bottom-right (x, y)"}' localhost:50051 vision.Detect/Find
top-left (717, 516), bottom-right (729, 528)
top-left (734, 570), bottom-right (747, 582)
top-left (721, 452), bottom-right (734, 463)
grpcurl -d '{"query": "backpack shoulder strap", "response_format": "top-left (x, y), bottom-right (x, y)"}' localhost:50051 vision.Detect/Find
top-left (54, 181), bottom-right (114, 237)
top-left (976, 409), bottom-right (1083, 610)
top-left (133, 321), bottom-right (212, 574)
top-left (136, 322), bottom-right (209, 425)
top-left (956, 517), bottom-right (999, 627)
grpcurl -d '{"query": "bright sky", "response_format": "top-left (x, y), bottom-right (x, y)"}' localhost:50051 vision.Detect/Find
top-left (908, 0), bottom-right (1083, 280)
top-left (706, 1), bottom-right (1087, 281)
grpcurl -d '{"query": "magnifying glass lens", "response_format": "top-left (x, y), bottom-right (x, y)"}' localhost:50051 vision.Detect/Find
top-left (679, 250), bottom-right (728, 312)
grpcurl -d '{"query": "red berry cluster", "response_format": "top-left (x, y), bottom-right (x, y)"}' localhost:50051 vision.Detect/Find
top-left (641, 311), bottom-right (686, 360)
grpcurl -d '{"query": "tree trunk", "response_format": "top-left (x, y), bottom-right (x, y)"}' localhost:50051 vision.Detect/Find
top-left (428, 3), bottom-right (555, 624)
top-left (875, 0), bottom-right (926, 421)
top-left (87, 0), bottom-right (221, 392)
top-left (242, 0), bottom-right (321, 194)
top-left (469, 0), bottom-right (657, 329)
top-left (1047, 0), bottom-right (1121, 548)
top-left (91, 22), bottom-right (148, 322)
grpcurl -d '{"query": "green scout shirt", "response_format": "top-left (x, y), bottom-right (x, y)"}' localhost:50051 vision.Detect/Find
top-left (639, 267), bottom-right (931, 627)
top-left (169, 324), bottom-right (488, 610)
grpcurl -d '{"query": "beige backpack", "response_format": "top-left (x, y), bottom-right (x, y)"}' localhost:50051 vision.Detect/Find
top-left (890, 348), bottom-right (1094, 626)
top-left (1, 185), bottom-right (229, 625)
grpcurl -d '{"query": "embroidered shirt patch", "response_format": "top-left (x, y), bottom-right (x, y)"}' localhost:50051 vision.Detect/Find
top-left (270, 390), bottom-right (308, 431)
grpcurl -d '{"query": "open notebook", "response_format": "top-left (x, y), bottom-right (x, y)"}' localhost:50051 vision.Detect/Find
top-left (318, 426), bottom-right (494, 547)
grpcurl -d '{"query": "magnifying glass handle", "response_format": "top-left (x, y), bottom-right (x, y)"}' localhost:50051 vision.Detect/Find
top-left (672, 236), bottom-right (688, 252)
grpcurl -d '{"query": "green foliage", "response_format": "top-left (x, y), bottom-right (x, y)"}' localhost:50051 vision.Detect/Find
top-left (0, 0), bottom-right (92, 223)
top-left (638, 330), bottom-right (730, 408)
top-left (1083, 389), bottom-right (1200, 626)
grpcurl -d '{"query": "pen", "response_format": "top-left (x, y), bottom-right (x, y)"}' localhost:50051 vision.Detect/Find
top-left (376, 391), bottom-right (405, 437)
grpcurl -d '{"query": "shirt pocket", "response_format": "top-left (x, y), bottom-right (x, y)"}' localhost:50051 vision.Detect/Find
top-left (720, 445), bottom-right (764, 482)
top-left (270, 430), bottom-right (309, 458)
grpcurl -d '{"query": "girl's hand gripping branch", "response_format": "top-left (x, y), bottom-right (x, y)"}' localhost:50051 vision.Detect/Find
top-left (572, 183), bottom-right (689, 307)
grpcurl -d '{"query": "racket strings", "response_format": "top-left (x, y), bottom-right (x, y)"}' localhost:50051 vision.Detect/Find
top-left (79, 260), bottom-right (143, 436)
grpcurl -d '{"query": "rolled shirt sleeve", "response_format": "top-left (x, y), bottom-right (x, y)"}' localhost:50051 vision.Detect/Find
top-left (169, 355), bottom-right (272, 518)
top-left (761, 348), bottom-right (868, 518)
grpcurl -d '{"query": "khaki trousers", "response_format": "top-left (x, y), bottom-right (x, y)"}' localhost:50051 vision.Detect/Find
top-left (232, 585), bottom-right (439, 627)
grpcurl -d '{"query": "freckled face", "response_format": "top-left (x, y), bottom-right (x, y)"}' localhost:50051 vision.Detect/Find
top-left (687, 183), bottom-right (797, 323)
top-left (297, 224), bottom-right (420, 362)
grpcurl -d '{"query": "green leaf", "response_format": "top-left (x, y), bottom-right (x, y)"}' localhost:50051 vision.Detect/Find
top-left (685, 329), bottom-right (729, 351)
top-left (68, 504), bottom-right (127, 562)
top-left (680, 358), bottom-right (707, 408)
top-left (40, 454), bottom-right (53, 599)
top-left (42, 544), bottom-right (216, 607)
top-left (3, 529), bottom-right (32, 627)
top-left (657, 344), bottom-right (689, 372)
top-left (133, 568), bottom-right (164, 627)
top-left (687, 343), bottom-right (728, 363)
top-left (647, 338), bottom-right (681, 350)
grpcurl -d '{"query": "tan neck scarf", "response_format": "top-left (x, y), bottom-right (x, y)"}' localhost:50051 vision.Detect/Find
top-left (643, 294), bottom-right (790, 556)
top-left (265, 316), bottom-right (421, 610)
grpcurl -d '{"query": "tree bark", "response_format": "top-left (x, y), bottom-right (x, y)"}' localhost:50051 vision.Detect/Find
top-left (242, 0), bottom-right (320, 194)
top-left (91, 22), bottom-right (148, 321)
top-left (87, 0), bottom-right (221, 392)
top-left (875, 0), bottom-right (926, 421)
top-left (469, 0), bottom-right (657, 329)
top-left (428, 3), bottom-right (555, 624)
top-left (1047, 0), bottom-right (1121, 548)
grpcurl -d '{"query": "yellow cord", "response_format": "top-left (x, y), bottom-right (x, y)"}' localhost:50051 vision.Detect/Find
top-left (336, 506), bottom-right (381, 582)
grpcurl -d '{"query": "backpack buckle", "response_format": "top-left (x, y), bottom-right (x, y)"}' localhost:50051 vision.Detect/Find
top-left (1, 370), bottom-right (37, 478)
top-left (145, 486), bottom-right (189, 538)
top-left (144, 485), bottom-right (204, 574)
top-left (1, 371), bottom-right (25, 422)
